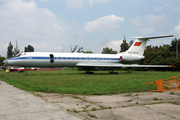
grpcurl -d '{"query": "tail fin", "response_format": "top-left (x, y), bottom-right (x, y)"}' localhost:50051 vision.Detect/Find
top-left (124, 35), bottom-right (174, 56)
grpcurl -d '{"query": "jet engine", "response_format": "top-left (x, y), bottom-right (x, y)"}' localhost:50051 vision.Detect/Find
top-left (119, 55), bottom-right (144, 62)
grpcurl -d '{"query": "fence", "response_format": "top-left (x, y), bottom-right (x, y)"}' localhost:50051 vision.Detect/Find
top-left (145, 75), bottom-right (180, 92)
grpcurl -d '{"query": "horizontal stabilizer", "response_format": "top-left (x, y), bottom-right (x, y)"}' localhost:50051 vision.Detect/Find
top-left (132, 35), bottom-right (174, 40)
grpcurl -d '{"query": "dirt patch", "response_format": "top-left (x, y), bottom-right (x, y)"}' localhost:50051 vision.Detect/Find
top-left (33, 91), bottom-right (180, 120)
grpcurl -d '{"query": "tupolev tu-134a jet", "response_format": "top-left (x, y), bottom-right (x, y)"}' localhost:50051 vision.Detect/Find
top-left (3, 35), bottom-right (175, 74)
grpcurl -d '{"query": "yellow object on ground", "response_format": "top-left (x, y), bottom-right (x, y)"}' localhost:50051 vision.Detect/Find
top-left (6, 69), bottom-right (9, 73)
top-left (145, 75), bottom-right (180, 92)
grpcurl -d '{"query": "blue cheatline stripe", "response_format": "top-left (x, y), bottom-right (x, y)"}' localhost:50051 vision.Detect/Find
top-left (32, 57), bottom-right (49, 59)
top-left (9, 56), bottom-right (120, 61)
top-left (8, 57), bottom-right (25, 60)
top-left (8, 57), bottom-right (50, 60)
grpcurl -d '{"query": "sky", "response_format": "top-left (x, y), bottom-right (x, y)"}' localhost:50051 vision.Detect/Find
top-left (0, 0), bottom-right (180, 57)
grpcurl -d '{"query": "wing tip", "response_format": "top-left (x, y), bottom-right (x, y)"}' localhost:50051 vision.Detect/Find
top-left (169, 35), bottom-right (174, 37)
top-left (168, 65), bottom-right (175, 67)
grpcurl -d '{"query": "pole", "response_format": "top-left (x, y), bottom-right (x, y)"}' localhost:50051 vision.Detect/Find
top-left (25, 67), bottom-right (27, 75)
top-left (176, 42), bottom-right (178, 59)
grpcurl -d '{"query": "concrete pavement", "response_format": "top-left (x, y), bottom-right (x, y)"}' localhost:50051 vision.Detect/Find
top-left (35, 91), bottom-right (180, 120)
top-left (0, 80), bottom-right (81, 120)
top-left (1, 79), bottom-right (180, 120)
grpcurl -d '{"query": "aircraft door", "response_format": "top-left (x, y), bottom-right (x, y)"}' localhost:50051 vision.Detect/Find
top-left (50, 54), bottom-right (54, 63)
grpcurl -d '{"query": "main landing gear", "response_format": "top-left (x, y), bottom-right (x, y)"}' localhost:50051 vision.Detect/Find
top-left (109, 69), bottom-right (118, 74)
top-left (85, 70), bottom-right (94, 74)
top-left (82, 68), bottom-right (94, 74)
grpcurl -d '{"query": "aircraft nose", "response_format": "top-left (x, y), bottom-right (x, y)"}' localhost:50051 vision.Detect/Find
top-left (3, 59), bottom-right (8, 65)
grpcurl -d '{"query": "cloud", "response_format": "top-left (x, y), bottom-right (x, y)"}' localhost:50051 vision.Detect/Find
top-left (105, 40), bottom-right (123, 52)
top-left (136, 27), bottom-right (155, 34)
top-left (64, 0), bottom-right (109, 9)
top-left (173, 6), bottom-right (180, 11)
top-left (0, 0), bottom-right (79, 56)
top-left (132, 15), bottom-right (168, 27)
top-left (131, 14), bottom-right (168, 34)
top-left (154, 2), bottom-right (173, 11)
top-left (65, 0), bottom-right (84, 9)
top-left (84, 15), bottom-right (124, 33)
top-left (30, 43), bottom-right (63, 52)
top-left (170, 21), bottom-right (180, 38)
top-left (87, 0), bottom-right (109, 6)
top-left (38, 0), bottom-right (49, 1)
top-left (146, 14), bottom-right (167, 26)
top-left (174, 21), bottom-right (180, 32)
top-left (130, 17), bottom-right (143, 27)
top-left (0, 43), bottom-right (8, 57)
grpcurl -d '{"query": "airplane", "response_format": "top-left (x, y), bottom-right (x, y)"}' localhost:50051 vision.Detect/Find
top-left (3, 35), bottom-right (174, 74)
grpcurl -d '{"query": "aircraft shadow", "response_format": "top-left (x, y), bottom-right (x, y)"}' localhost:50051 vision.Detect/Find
top-left (25, 71), bottom-right (132, 76)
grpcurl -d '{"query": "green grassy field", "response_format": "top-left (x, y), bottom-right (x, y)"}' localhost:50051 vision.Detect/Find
top-left (0, 69), bottom-right (179, 95)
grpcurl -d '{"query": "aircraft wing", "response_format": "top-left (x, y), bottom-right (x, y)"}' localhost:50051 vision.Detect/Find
top-left (76, 63), bottom-right (174, 68)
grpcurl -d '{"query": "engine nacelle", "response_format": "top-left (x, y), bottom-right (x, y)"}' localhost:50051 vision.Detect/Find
top-left (119, 55), bottom-right (144, 62)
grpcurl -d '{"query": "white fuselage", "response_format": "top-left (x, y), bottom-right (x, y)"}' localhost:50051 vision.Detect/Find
top-left (5, 52), bottom-right (144, 67)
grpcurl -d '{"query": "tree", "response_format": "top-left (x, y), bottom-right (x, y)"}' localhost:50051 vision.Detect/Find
top-left (24, 45), bottom-right (34, 52)
top-left (77, 47), bottom-right (83, 53)
top-left (170, 37), bottom-right (180, 52)
top-left (102, 47), bottom-right (117, 54)
top-left (129, 40), bottom-right (134, 47)
top-left (71, 45), bottom-right (77, 53)
top-left (173, 58), bottom-right (180, 71)
top-left (0, 57), bottom-right (6, 66)
top-left (120, 40), bottom-right (129, 52)
top-left (134, 43), bottom-right (177, 71)
top-left (14, 40), bottom-right (20, 56)
top-left (83, 51), bottom-right (93, 53)
top-left (71, 45), bottom-right (83, 53)
top-left (7, 42), bottom-right (13, 58)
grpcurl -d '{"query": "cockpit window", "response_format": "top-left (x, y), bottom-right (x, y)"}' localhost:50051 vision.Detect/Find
top-left (16, 52), bottom-right (26, 57)
top-left (16, 53), bottom-right (22, 57)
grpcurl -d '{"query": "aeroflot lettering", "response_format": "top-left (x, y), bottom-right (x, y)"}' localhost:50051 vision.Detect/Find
top-left (27, 57), bottom-right (32, 60)
top-left (128, 51), bottom-right (139, 54)
top-left (134, 42), bottom-right (142, 46)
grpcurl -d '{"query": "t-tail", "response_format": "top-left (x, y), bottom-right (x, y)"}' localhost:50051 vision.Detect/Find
top-left (124, 35), bottom-right (174, 56)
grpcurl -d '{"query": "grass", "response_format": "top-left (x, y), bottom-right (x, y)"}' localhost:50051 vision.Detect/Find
top-left (0, 68), bottom-right (179, 95)
top-left (91, 107), bottom-right (97, 111)
top-left (154, 97), bottom-right (158, 100)
top-left (126, 100), bottom-right (133, 102)
top-left (170, 91), bottom-right (175, 95)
